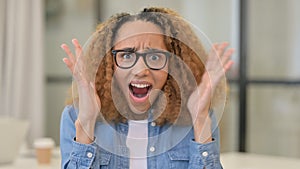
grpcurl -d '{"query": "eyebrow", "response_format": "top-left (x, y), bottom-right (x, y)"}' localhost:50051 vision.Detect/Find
top-left (114, 47), bottom-right (167, 53)
top-left (114, 47), bottom-right (136, 52)
top-left (143, 48), bottom-right (167, 52)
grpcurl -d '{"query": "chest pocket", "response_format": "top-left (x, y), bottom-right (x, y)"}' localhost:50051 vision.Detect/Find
top-left (167, 146), bottom-right (189, 169)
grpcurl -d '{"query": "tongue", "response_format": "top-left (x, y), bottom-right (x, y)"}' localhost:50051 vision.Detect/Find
top-left (132, 87), bottom-right (148, 95)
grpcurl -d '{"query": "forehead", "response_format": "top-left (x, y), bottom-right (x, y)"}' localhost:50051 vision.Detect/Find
top-left (116, 20), bottom-right (163, 39)
top-left (113, 21), bottom-right (166, 48)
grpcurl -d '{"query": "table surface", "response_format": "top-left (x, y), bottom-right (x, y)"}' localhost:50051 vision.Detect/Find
top-left (221, 152), bottom-right (300, 169)
top-left (0, 148), bottom-right (60, 169)
top-left (1, 149), bottom-right (300, 169)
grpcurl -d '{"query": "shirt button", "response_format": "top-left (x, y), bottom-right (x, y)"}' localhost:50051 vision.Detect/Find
top-left (202, 151), bottom-right (208, 157)
top-left (151, 122), bottom-right (156, 127)
top-left (149, 146), bottom-right (155, 152)
top-left (87, 152), bottom-right (93, 158)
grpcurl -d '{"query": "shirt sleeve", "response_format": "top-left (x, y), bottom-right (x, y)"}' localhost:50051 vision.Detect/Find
top-left (188, 110), bottom-right (223, 169)
top-left (60, 105), bottom-right (98, 169)
top-left (188, 128), bottom-right (222, 169)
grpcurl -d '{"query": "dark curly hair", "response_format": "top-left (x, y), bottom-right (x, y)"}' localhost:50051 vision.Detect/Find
top-left (66, 7), bottom-right (225, 126)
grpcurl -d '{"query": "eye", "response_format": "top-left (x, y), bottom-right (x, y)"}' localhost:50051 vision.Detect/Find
top-left (149, 54), bottom-right (161, 61)
top-left (123, 53), bottom-right (133, 59)
top-left (122, 53), bottom-right (133, 59)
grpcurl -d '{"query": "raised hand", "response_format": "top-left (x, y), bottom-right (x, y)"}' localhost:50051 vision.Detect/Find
top-left (187, 42), bottom-right (234, 143)
top-left (61, 39), bottom-right (101, 143)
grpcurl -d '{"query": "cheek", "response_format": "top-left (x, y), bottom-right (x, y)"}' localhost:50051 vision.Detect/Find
top-left (154, 71), bottom-right (168, 87)
top-left (114, 69), bottom-right (123, 83)
top-left (113, 62), bottom-right (117, 71)
top-left (160, 64), bottom-right (169, 84)
top-left (114, 68), bottom-right (129, 89)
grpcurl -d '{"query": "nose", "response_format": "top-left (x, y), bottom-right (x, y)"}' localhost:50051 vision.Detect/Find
top-left (132, 57), bottom-right (150, 76)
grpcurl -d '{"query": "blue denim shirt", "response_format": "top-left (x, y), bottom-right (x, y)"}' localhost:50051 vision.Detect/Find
top-left (60, 105), bottom-right (223, 169)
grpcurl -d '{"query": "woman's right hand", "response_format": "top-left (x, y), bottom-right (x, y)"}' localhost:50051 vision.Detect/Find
top-left (61, 39), bottom-right (101, 143)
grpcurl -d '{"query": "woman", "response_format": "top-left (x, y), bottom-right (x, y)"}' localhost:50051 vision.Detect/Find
top-left (60, 7), bottom-right (234, 169)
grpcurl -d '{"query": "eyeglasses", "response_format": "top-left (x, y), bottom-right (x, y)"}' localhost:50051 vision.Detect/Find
top-left (112, 48), bottom-right (170, 70)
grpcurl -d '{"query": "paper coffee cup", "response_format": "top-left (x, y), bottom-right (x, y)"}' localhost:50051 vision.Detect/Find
top-left (33, 138), bottom-right (55, 164)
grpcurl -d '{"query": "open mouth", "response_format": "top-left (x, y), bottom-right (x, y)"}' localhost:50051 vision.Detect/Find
top-left (129, 82), bottom-right (152, 102)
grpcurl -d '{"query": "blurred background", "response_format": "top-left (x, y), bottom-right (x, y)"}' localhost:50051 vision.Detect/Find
top-left (1, 0), bottom-right (300, 161)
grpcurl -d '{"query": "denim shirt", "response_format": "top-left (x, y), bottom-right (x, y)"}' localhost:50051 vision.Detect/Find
top-left (60, 105), bottom-right (223, 169)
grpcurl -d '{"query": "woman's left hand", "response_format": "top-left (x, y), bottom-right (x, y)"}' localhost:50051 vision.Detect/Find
top-left (187, 42), bottom-right (234, 143)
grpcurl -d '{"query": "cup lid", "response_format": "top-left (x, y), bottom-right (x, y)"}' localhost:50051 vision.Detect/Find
top-left (34, 138), bottom-right (55, 148)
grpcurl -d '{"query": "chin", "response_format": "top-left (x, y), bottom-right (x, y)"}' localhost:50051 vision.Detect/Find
top-left (128, 101), bottom-right (151, 114)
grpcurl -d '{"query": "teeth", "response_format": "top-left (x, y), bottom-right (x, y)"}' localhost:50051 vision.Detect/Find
top-left (131, 83), bottom-right (150, 88)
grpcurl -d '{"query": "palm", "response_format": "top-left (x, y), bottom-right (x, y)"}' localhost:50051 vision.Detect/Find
top-left (61, 39), bottom-right (101, 138)
top-left (188, 42), bottom-right (234, 122)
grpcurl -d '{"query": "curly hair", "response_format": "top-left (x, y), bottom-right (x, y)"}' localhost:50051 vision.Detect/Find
top-left (66, 7), bottom-right (225, 126)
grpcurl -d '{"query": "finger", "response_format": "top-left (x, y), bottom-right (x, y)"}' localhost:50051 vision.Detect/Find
top-left (210, 43), bottom-right (222, 58)
top-left (63, 57), bottom-right (83, 81)
top-left (216, 42), bottom-right (229, 57)
top-left (224, 61), bottom-right (234, 72)
top-left (72, 39), bottom-right (83, 59)
top-left (221, 48), bottom-right (235, 66)
top-left (72, 39), bottom-right (86, 76)
top-left (61, 44), bottom-right (76, 64)
top-left (62, 58), bottom-right (74, 73)
top-left (208, 43), bottom-right (225, 66)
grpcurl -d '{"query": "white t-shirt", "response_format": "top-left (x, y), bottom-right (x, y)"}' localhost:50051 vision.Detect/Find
top-left (126, 120), bottom-right (148, 169)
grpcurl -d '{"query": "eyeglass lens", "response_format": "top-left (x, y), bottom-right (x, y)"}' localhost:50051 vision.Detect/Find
top-left (114, 50), bottom-right (168, 70)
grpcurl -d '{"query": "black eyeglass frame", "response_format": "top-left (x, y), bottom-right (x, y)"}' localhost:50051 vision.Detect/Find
top-left (112, 49), bottom-right (171, 70)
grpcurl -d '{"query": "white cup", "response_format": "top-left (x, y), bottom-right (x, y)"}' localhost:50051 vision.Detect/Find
top-left (33, 138), bottom-right (55, 165)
